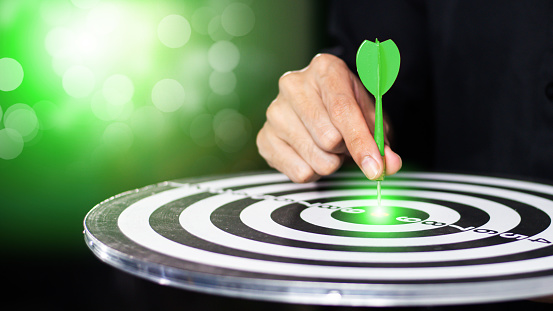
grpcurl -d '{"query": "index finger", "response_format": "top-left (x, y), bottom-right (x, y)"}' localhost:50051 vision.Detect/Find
top-left (316, 62), bottom-right (383, 180)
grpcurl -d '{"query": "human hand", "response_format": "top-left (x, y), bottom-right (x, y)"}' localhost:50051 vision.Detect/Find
top-left (257, 53), bottom-right (402, 183)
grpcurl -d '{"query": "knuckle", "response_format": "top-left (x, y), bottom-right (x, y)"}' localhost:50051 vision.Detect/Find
top-left (278, 71), bottom-right (300, 90)
top-left (291, 165), bottom-right (317, 183)
top-left (317, 126), bottom-right (343, 152)
top-left (312, 54), bottom-right (348, 74)
top-left (256, 126), bottom-right (265, 149)
top-left (265, 99), bottom-right (284, 123)
top-left (328, 94), bottom-right (354, 120)
top-left (256, 127), bottom-right (272, 160)
top-left (311, 53), bottom-right (342, 68)
top-left (265, 100), bottom-right (277, 119)
top-left (314, 156), bottom-right (342, 176)
top-left (311, 53), bottom-right (331, 66)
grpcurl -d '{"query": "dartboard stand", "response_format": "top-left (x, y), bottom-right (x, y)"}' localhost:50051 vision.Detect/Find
top-left (84, 171), bottom-right (553, 306)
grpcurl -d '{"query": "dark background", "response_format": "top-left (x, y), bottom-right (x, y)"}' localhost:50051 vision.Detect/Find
top-left (1, 0), bottom-right (552, 309)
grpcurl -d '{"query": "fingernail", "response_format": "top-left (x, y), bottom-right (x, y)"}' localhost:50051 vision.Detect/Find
top-left (361, 156), bottom-right (381, 180)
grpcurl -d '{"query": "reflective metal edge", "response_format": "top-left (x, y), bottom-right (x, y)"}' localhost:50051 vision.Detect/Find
top-left (83, 224), bottom-right (553, 306)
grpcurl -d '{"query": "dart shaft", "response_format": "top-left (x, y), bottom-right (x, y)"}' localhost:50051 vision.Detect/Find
top-left (375, 39), bottom-right (385, 181)
top-left (374, 95), bottom-right (385, 157)
top-left (377, 180), bottom-right (382, 207)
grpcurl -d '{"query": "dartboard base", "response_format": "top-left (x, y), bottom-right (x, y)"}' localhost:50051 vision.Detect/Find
top-left (84, 171), bottom-right (553, 306)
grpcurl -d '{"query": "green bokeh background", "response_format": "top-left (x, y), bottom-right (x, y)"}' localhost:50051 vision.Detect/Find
top-left (0, 0), bottom-right (324, 260)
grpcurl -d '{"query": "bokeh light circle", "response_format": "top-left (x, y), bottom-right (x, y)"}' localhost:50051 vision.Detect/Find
top-left (209, 71), bottom-right (236, 95)
top-left (0, 1), bottom-right (18, 27)
top-left (40, 0), bottom-right (73, 26)
top-left (51, 55), bottom-right (74, 77)
top-left (207, 16), bottom-right (232, 42)
top-left (91, 91), bottom-right (133, 121)
top-left (151, 79), bottom-right (185, 112)
top-left (191, 7), bottom-right (216, 35)
top-left (208, 40), bottom-right (240, 72)
top-left (102, 74), bottom-right (134, 106)
top-left (213, 108), bottom-right (250, 152)
top-left (102, 122), bottom-right (134, 152)
top-left (62, 65), bottom-right (95, 98)
top-left (0, 128), bottom-right (24, 160)
top-left (189, 113), bottom-right (215, 147)
top-left (0, 58), bottom-right (24, 91)
top-left (4, 103), bottom-right (39, 142)
top-left (157, 14), bottom-right (191, 48)
top-left (221, 3), bottom-right (255, 37)
top-left (45, 27), bottom-right (74, 58)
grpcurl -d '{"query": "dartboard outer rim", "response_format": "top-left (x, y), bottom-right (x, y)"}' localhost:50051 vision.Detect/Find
top-left (83, 171), bottom-right (553, 306)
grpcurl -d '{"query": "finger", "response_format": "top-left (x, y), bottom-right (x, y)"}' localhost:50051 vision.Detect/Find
top-left (279, 78), bottom-right (346, 154)
top-left (353, 75), bottom-right (394, 146)
top-left (267, 100), bottom-right (344, 176)
top-left (352, 75), bottom-right (376, 135)
top-left (383, 145), bottom-right (402, 175)
top-left (257, 122), bottom-right (320, 183)
top-left (353, 73), bottom-right (398, 169)
top-left (316, 61), bottom-right (383, 180)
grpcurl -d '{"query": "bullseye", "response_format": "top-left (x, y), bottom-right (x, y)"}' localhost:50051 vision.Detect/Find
top-left (84, 171), bottom-right (553, 306)
top-left (333, 206), bottom-right (427, 225)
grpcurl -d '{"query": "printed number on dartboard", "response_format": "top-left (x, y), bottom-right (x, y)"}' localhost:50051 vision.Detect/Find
top-left (396, 216), bottom-right (552, 244)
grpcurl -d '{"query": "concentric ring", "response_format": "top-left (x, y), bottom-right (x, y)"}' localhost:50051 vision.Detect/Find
top-left (84, 171), bottom-right (553, 306)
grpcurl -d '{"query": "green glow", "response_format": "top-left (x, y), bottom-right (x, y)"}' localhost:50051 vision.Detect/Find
top-left (334, 205), bottom-right (429, 226)
top-left (70, 0), bottom-right (100, 10)
top-left (370, 207), bottom-right (389, 217)
top-left (0, 0), bottom-right (318, 257)
top-left (86, 3), bottom-right (120, 35)
top-left (91, 91), bottom-right (134, 121)
top-left (33, 100), bottom-right (58, 130)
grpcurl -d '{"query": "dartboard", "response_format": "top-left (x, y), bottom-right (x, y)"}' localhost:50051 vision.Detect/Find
top-left (83, 171), bottom-right (553, 306)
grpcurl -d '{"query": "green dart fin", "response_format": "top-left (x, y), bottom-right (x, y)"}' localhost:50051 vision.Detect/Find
top-left (356, 39), bottom-right (400, 180)
top-left (356, 39), bottom-right (400, 97)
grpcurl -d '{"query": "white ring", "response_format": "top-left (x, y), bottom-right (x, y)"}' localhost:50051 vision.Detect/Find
top-left (117, 172), bottom-right (553, 280)
top-left (241, 187), bottom-right (518, 246)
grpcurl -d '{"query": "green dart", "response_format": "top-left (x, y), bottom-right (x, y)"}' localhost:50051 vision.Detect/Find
top-left (356, 39), bottom-right (400, 207)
